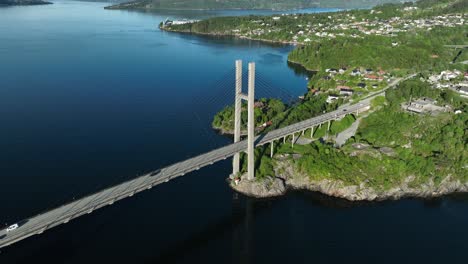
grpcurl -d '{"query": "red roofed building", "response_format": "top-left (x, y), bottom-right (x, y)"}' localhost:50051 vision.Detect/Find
top-left (364, 74), bottom-right (384, 81)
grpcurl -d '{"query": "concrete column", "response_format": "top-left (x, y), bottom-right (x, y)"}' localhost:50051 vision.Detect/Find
top-left (327, 120), bottom-right (331, 131)
top-left (232, 60), bottom-right (242, 176)
top-left (247, 62), bottom-right (255, 181)
top-left (283, 137), bottom-right (286, 144)
top-left (302, 130), bottom-right (305, 136)
top-left (310, 126), bottom-right (314, 138)
top-left (356, 109), bottom-right (359, 116)
top-left (292, 133), bottom-right (295, 148)
top-left (270, 141), bottom-right (274, 158)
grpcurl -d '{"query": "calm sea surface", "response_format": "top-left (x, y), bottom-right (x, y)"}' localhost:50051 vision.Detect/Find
top-left (0, 1), bottom-right (467, 263)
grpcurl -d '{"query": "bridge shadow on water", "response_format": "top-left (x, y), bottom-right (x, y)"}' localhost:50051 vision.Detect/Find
top-left (142, 194), bottom-right (276, 264)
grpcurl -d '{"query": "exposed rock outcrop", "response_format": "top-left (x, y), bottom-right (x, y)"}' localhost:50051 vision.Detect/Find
top-left (230, 175), bottom-right (286, 198)
top-left (231, 159), bottom-right (468, 201)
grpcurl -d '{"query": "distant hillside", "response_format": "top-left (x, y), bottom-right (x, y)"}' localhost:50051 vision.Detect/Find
top-left (0, 0), bottom-right (52, 5)
top-left (105, 0), bottom-right (408, 11)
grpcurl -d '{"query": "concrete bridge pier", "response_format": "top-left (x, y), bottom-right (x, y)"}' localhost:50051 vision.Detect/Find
top-left (291, 133), bottom-right (295, 148)
top-left (310, 126), bottom-right (314, 138)
top-left (270, 141), bottom-right (274, 158)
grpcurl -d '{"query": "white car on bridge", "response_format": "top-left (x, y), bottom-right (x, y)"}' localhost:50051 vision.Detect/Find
top-left (6, 224), bottom-right (18, 232)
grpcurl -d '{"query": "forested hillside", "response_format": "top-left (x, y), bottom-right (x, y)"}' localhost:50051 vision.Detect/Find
top-left (106, 0), bottom-right (407, 11)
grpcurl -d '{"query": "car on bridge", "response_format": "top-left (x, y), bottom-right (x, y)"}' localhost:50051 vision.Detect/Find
top-left (6, 223), bottom-right (18, 232)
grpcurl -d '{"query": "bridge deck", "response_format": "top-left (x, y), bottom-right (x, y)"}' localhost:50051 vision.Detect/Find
top-left (0, 100), bottom-right (371, 249)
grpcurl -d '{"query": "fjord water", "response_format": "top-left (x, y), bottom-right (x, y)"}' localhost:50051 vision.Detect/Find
top-left (1, 1), bottom-right (467, 263)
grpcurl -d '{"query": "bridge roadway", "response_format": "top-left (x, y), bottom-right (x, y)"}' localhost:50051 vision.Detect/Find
top-left (0, 101), bottom-right (370, 249)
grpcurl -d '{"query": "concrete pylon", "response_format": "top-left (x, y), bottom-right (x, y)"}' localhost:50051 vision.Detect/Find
top-left (270, 141), bottom-right (274, 158)
top-left (232, 60), bottom-right (242, 176)
top-left (232, 60), bottom-right (256, 181)
top-left (247, 62), bottom-right (255, 181)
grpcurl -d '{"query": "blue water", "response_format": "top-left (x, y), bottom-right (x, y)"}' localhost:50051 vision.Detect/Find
top-left (1, 1), bottom-right (467, 263)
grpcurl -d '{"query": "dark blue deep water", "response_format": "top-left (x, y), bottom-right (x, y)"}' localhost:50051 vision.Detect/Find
top-left (1, 1), bottom-right (467, 263)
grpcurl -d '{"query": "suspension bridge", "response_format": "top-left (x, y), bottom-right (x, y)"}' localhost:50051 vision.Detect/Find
top-left (0, 60), bottom-right (380, 249)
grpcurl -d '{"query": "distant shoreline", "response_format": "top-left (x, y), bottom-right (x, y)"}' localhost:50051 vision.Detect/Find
top-left (0, 0), bottom-right (52, 6)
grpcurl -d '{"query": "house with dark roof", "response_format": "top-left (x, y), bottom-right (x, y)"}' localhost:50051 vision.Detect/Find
top-left (339, 88), bottom-right (354, 96)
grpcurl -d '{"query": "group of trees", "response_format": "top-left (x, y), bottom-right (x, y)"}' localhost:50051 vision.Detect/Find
top-left (352, 79), bottom-right (467, 184)
top-left (212, 98), bottom-right (286, 132)
top-left (386, 78), bottom-right (467, 110)
top-left (212, 92), bottom-right (344, 134)
top-left (288, 26), bottom-right (463, 73)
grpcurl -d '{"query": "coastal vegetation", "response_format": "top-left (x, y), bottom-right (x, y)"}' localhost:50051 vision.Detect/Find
top-left (287, 26), bottom-right (465, 73)
top-left (105, 0), bottom-right (406, 11)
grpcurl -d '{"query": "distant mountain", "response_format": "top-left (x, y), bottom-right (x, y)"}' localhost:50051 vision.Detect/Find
top-left (0, 0), bottom-right (52, 5)
top-left (105, 0), bottom-right (408, 11)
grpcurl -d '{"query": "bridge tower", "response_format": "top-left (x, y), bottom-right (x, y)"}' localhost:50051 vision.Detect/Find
top-left (232, 60), bottom-right (256, 180)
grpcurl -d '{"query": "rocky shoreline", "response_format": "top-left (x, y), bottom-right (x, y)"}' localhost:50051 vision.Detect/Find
top-left (231, 158), bottom-right (468, 201)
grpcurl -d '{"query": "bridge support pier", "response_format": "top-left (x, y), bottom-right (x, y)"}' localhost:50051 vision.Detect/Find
top-left (310, 126), bottom-right (314, 138)
top-left (292, 133), bottom-right (295, 148)
top-left (232, 60), bottom-right (242, 176)
top-left (270, 141), bottom-right (274, 158)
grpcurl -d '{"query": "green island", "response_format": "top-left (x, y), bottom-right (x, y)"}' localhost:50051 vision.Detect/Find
top-left (165, 0), bottom-right (468, 201)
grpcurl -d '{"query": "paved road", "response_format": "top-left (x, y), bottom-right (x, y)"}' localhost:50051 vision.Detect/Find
top-left (335, 118), bottom-right (361, 147)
